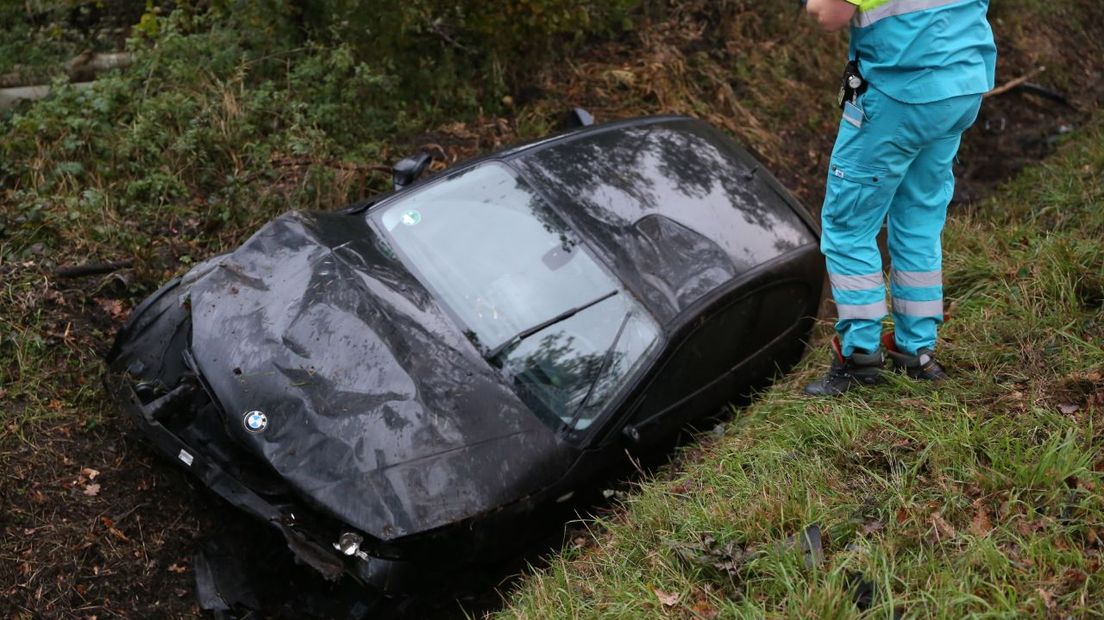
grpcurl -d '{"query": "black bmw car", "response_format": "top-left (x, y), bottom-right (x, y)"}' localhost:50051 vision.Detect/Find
top-left (106, 115), bottom-right (823, 595)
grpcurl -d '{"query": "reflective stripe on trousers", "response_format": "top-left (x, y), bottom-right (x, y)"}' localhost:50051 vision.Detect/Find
top-left (894, 298), bottom-right (943, 317)
top-left (830, 272), bottom-right (884, 292)
top-left (838, 300), bottom-right (888, 321)
top-left (891, 269), bottom-right (942, 288)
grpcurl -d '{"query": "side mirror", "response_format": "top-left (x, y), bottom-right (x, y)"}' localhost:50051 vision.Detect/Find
top-left (621, 423), bottom-right (642, 446)
top-left (565, 107), bottom-right (595, 129)
top-left (392, 153), bottom-right (432, 191)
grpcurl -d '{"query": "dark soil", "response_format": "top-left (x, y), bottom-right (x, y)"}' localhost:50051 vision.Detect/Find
top-left (2, 4), bottom-right (1102, 619)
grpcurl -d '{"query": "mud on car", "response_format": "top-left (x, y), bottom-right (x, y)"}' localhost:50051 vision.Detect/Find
top-left (106, 115), bottom-right (824, 597)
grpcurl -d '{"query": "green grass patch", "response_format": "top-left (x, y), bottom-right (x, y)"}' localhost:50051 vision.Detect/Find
top-left (496, 124), bottom-right (1104, 618)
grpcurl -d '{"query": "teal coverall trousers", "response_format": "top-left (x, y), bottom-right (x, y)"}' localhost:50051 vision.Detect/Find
top-left (822, 86), bottom-right (983, 358)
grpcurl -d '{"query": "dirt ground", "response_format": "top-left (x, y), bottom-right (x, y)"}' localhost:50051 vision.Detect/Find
top-left (2, 5), bottom-right (1102, 619)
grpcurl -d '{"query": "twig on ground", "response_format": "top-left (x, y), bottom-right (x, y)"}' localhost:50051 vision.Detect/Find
top-left (985, 66), bottom-right (1046, 99)
top-left (54, 260), bottom-right (134, 279)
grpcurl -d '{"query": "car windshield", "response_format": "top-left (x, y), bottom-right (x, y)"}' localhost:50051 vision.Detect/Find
top-left (375, 163), bottom-right (660, 430)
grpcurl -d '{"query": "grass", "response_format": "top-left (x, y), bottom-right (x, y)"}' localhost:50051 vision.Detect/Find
top-left (495, 124), bottom-right (1104, 618)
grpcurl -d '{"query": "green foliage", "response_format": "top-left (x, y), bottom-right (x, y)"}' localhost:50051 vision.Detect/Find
top-left (0, 10), bottom-right (406, 263)
top-left (219, 0), bottom-right (639, 103)
top-left (0, 0), bottom-right (148, 76)
top-left (0, 0), bottom-right (644, 264)
top-left (0, 2), bottom-right (82, 76)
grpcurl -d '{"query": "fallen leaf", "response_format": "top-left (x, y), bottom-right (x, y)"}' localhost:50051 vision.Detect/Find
top-left (167, 563), bottom-right (188, 574)
top-left (1088, 528), bottom-right (1102, 548)
top-left (96, 298), bottom-right (126, 321)
top-left (1015, 518), bottom-right (1044, 536)
top-left (99, 517), bottom-right (129, 543)
top-left (691, 599), bottom-right (719, 619)
top-left (83, 483), bottom-right (101, 497)
top-left (81, 467), bottom-right (100, 481)
top-left (607, 69), bottom-right (637, 85)
top-left (1037, 587), bottom-right (1055, 610)
top-left (970, 504), bottom-right (992, 537)
top-left (653, 588), bottom-right (681, 607)
top-left (929, 512), bottom-right (956, 541)
top-left (860, 520), bottom-right (885, 536)
top-left (1064, 568), bottom-right (1088, 587)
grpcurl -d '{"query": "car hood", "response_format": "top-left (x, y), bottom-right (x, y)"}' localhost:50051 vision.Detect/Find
top-left (182, 211), bottom-right (572, 541)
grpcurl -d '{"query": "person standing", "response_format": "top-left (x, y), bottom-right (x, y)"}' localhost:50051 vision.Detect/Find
top-left (802, 0), bottom-right (997, 396)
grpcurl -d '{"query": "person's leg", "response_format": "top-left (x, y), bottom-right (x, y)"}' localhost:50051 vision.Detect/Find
top-left (820, 87), bottom-right (914, 358)
top-left (807, 88), bottom-right (917, 396)
top-left (887, 94), bottom-right (984, 358)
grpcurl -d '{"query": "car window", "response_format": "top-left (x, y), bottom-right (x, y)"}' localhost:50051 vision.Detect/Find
top-left (503, 295), bottom-right (658, 430)
top-left (374, 163), bottom-right (660, 429)
top-left (512, 121), bottom-right (816, 320)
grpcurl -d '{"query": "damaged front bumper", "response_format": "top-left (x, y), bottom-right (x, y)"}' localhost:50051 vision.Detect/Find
top-left (104, 278), bottom-right (418, 594)
top-left (108, 376), bottom-right (335, 574)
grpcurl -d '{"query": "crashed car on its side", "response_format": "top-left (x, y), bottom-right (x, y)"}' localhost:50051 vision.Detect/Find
top-left (106, 115), bottom-right (824, 593)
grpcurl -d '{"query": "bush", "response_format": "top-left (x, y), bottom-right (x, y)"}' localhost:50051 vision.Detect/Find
top-left (220, 0), bottom-right (640, 103)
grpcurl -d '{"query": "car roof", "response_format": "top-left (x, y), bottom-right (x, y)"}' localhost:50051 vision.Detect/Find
top-left (506, 116), bottom-right (818, 326)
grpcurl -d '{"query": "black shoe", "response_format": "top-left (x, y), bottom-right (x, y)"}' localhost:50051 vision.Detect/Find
top-left (804, 340), bottom-right (886, 396)
top-left (887, 347), bottom-right (947, 381)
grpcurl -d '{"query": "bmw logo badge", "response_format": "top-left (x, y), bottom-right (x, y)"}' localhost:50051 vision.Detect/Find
top-left (243, 410), bottom-right (268, 433)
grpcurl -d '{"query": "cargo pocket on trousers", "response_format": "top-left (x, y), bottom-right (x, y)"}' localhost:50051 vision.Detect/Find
top-left (823, 159), bottom-right (890, 228)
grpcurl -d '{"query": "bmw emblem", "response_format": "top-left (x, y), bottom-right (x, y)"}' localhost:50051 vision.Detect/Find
top-left (243, 410), bottom-right (268, 433)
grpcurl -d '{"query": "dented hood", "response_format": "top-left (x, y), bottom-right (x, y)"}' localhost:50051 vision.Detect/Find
top-left (183, 211), bottom-right (572, 541)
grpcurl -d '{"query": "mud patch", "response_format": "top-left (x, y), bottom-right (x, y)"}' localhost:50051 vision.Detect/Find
top-left (1046, 371), bottom-right (1104, 415)
top-left (956, 87), bottom-right (1085, 206)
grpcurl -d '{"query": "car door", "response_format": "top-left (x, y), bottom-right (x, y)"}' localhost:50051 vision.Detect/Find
top-left (619, 279), bottom-right (813, 450)
top-left (620, 292), bottom-right (759, 448)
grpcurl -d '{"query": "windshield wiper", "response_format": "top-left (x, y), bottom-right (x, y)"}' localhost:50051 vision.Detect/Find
top-left (565, 309), bottom-right (633, 432)
top-left (484, 290), bottom-right (618, 362)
